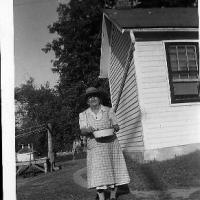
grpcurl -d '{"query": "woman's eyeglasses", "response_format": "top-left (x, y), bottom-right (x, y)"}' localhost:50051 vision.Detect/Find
top-left (88, 96), bottom-right (99, 100)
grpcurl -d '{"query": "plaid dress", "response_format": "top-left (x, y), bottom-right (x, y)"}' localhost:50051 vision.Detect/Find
top-left (79, 105), bottom-right (130, 189)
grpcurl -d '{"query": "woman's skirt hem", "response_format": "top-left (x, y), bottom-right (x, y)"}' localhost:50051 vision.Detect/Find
top-left (88, 180), bottom-right (130, 190)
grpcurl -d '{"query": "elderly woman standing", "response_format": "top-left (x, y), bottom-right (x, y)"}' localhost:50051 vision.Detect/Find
top-left (79, 87), bottom-right (130, 200)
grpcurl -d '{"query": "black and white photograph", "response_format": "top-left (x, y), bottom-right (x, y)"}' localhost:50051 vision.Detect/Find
top-left (1, 0), bottom-right (200, 200)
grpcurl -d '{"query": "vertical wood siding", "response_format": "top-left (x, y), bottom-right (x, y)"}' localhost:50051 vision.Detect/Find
top-left (109, 26), bottom-right (144, 151)
top-left (134, 41), bottom-right (200, 150)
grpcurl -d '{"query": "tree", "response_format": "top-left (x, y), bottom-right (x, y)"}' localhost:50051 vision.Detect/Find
top-left (43, 0), bottom-right (103, 83)
top-left (15, 78), bottom-right (75, 154)
top-left (42, 0), bottom-right (112, 144)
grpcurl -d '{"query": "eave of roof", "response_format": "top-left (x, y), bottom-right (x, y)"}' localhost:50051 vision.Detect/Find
top-left (104, 8), bottom-right (199, 32)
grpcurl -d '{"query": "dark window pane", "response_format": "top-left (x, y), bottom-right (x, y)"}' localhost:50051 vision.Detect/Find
top-left (178, 46), bottom-right (186, 54)
top-left (173, 82), bottom-right (199, 96)
top-left (169, 46), bottom-right (176, 53)
top-left (187, 46), bottom-right (196, 60)
top-left (188, 53), bottom-right (195, 60)
top-left (179, 60), bottom-right (187, 71)
top-left (180, 72), bottom-right (188, 79)
top-left (188, 60), bottom-right (198, 70)
top-left (187, 46), bottom-right (196, 54)
top-left (189, 66), bottom-right (198, 71)
top-left (171, 61), bottom-right (178, 71)
top-left (178, 53), bottom-right (186, 60)
top-left (189, 72), bottom-right (198, 79)
top-left (172, 74), bottom-right (180, 80)
top-left (169, 54), bottom-right (177, 62)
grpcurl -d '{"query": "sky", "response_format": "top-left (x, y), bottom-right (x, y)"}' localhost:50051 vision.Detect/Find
top-left (14, 0), bottom-right (70, 88)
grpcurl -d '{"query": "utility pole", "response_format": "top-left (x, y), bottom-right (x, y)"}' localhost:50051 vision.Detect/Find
top-left (47, 123), bottom-right (54, 172)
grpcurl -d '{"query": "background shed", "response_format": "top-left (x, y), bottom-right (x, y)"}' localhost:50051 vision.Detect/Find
top-left (16, 144), bottom-right (39, 162)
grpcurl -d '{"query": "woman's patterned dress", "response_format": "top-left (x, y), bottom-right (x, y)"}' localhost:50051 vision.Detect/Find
top-left (79, 105), bottom-right (130, 189)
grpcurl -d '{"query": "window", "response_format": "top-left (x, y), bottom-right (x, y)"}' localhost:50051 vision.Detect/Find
top-left (165, 42), bottom-right (199, 103)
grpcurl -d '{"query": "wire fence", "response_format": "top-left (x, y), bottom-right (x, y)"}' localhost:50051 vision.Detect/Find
top-left (15, 124), bottom-right (47, 139)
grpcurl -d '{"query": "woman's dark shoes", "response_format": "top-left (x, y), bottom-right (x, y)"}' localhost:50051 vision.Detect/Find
top-left (95, 192), bottom-right (111, 200)
top-left (105, 190), bottom-right (110, 200)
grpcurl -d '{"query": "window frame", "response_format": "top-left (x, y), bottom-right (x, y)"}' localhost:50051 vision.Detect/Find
top-left (165, 42), bottom-right (199, 104)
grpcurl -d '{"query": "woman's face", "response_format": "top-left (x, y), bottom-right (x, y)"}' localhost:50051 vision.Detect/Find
top-left (87, 96), bottom-right (100, 107)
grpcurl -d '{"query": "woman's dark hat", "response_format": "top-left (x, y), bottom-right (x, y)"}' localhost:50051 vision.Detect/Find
top-left (78, 87), bottom-right (111, 108)
top-left (85, 87), bottom-right (102, 99)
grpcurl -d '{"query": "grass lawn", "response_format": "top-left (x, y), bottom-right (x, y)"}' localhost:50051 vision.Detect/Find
top-left (17, 159), bottom-right (96, 200)
top-left (126, 150), bottom-right (200, 191)
top-left (16, 159), bottom-right (135, 200)
top-left (16, 151), bottom-right (200, 200)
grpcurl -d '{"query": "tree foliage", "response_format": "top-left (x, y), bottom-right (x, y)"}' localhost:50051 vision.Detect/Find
top-left (15, 78), bottom-right (75, 154)
top-left (43, 0), bottom-right (105, 86)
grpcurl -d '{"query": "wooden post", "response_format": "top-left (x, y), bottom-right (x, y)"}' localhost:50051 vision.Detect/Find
top-left (47, 123), bottom-right (54, 172)
top-left (44, 162), bottom-right (48, 174)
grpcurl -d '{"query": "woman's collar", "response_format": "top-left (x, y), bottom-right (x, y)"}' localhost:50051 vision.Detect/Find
top-left (86, 105), bottom-right (106, 114)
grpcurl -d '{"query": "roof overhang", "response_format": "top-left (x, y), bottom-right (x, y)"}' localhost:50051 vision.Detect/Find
top-left (103, 8), bottom-right (199, 33)
top-left (120, 27), bottom-right (198, 33)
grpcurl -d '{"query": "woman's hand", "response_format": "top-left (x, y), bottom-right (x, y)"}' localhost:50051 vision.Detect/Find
top-left (87, 126), bottom-right (95, 133)
top-left (80, 126), bottom-right (95, 136)
top-left (113, 124), bottom-right (120, 132)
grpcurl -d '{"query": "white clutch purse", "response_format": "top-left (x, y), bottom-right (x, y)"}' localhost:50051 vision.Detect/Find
top-left (93, 128), bottom-right (114, 138)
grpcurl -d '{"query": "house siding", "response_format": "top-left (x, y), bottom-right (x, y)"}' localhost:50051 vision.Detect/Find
top-left (109, 26), bottom-right (144, 152)
top-left (134, 41), bottom-right (200, 151)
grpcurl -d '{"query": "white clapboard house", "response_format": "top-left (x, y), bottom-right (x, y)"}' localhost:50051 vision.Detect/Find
top-left (99, 8), bottom-right (200, 161)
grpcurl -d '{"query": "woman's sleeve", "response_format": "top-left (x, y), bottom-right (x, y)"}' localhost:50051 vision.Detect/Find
top-left (79, 112), bottom-right (87, 129)
top-left (109, 108), bottom-right (118, 125)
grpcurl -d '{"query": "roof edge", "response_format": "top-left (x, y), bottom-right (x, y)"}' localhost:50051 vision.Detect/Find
top-left (103, 12), bottom-right (123, 33)
top-left (123, 28), bottom-right (199, 32)
top-left (103, 8), bottom-right (198, 32)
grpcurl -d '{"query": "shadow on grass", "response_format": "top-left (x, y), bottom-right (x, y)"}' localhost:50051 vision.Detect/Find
top-left (139, 165), bottom-right (173, 200)
top-left (139, 164), bottom-right (167, 191)
top-left (125, 151), bottom-right (200, 190)
top-left (124, 154), bottom-right (167, 191)
top-left (117, 184), bottom-right (130, 197)
top-left (189, 190), bottom-right (200, 200)
top-left (123, 151), bottom-right (200, 200)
